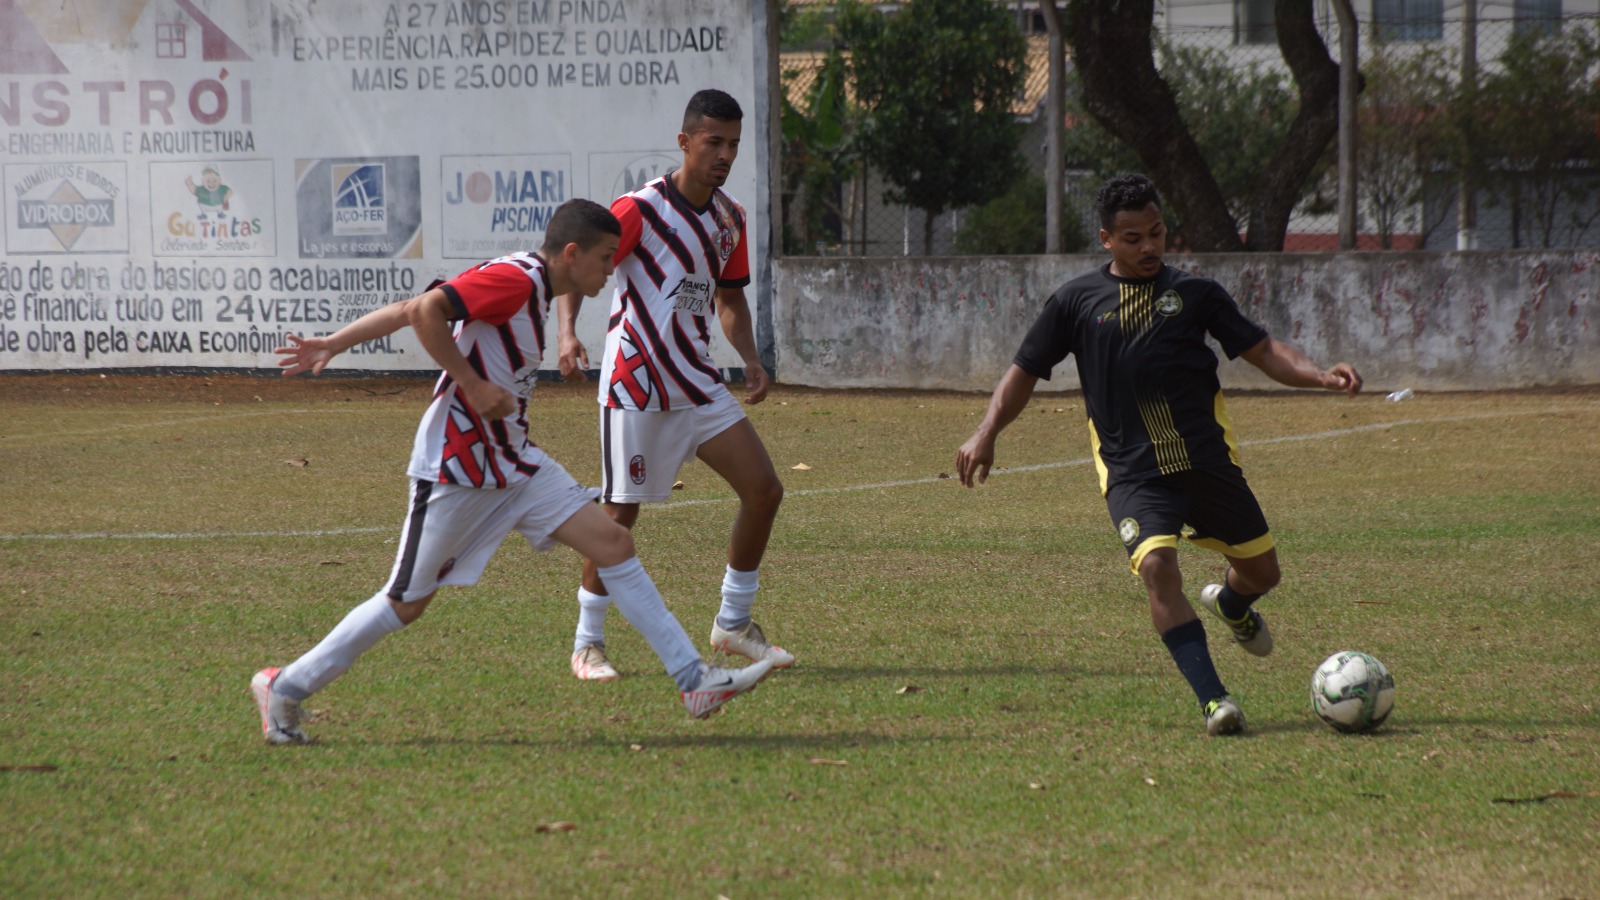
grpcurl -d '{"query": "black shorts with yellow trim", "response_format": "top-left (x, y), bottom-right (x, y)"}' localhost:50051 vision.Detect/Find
top-left (1105, 466), bottom-right (1273, 575)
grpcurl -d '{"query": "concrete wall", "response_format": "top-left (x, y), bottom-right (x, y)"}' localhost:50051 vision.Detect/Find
top-left (772, 251), bottom-right (1600, 393)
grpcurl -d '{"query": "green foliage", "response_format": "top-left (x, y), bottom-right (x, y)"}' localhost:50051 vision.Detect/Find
top-left (1475, 24), bottom-right (1600, 247)
top-left (1063, 39), bottom-right (1306, 236)
top-left (952, 172), bottom-right (1088, 255)
top-left (837, 0), bottom-right (1027, 252)
top-left (1358, 45), bottom-right (1455, 247)
top-left (780, 48), bottom-right (858, 255)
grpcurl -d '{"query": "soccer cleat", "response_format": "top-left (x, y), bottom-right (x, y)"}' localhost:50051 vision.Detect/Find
top-left (570, 643), bottom-right (620, 681)
top-left (709, 620), bottom-right (796, 668)
top-left (1197, 583), bottom-right (1274, 657)
top-left (1203, 696), bottom-right (1246, 737)
top-left (250, 667), bottom-right (309, 745)
top-left (681, 659), bottom-right (776, 719)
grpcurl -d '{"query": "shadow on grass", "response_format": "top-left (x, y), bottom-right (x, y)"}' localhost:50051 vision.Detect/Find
top-left (380, 730), bottom-right (969, 752)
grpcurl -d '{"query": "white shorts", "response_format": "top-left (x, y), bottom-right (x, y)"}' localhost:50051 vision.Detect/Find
top-left (599, 385), bottom-right (747, 503)
top-left (382, 461), bottom-right (599, 603)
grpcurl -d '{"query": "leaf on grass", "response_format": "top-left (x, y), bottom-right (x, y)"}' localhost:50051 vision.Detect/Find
top-left (809, 757), bottom-right (849, 767)
top-left (785, 791), bottom-right (801, 802)
top-left (535, 821), bottom-right (577, 832)
top-left (791, 463), bottom-right (812, 470)
top-left (1143, 777), bottom-right (1157, 787)
top-left (672, 481), bottom-right (685, 490)
top-left (1356, 792), bottom-right (1388, 800)
top-left (896, 684), bottom-right (921, 695)
top-left (319, 561), bottom-right (343, 566)
top-left (1422, 750), bottom-right (1441, 761)
top-left (937, 473), bottom-right (950, 479)
top-left (1354, 600), bottom-right (1389, 605)
top-left (1492, 791), bottom-right (1582, 804)
top-left (284, 458), bottom-right (310, 467)
top-left (0, 764), bottom-right (58, 772)
top-left (1029, 782), bottom-right (1046, 791)
top-left (629, 743), bottom-right (644, 752)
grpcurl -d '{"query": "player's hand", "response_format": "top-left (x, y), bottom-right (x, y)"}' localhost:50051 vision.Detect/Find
top-left (1325, 363), bottom-right (1363, 398)
top-left (955, 433), bottom-right (995, 488)
top-left (742, 362), bottom-right (771, 404)
top-left (276, 334), bottom-right (337, 377)
top-left (558, 334), bottom-right (590, 382)
top-left (461, 378), bottom-right (516, 420)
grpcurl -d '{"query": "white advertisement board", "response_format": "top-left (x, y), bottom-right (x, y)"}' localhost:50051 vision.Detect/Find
top-left (0, 0), bottom-right (763, 372)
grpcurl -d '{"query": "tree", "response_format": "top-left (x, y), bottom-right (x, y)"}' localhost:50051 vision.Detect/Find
top-left (1062, 0), bottom-right (1348, 251)
top-left (1475, 25), bottom-right (1600, 248)
top-left (836, 0), bottom-right (1026, 254)
top-left (953, 172), bottom-right (1088, 255)
top-left (1062, 40), bottom-right (1312, 243)
top-left (780, 49), bottom-right (857, 254)
top-left (1358, 45), bottom-right (1454, 249)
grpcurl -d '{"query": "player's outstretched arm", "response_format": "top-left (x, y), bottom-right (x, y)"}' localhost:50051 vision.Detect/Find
top-left (556, 292), bottom-right (590, 381)
top-left (275, 299), bottom-right (413, 377)
top-left (716, 286), bottom-right (770, 404)
top-left (1241, 337), bottom-right (1363, 398)
top-left (957, 365), bottom-right (1040, 488)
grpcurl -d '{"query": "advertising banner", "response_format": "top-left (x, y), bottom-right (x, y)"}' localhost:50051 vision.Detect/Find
top-left (0, 0), bottom-right (762, 371)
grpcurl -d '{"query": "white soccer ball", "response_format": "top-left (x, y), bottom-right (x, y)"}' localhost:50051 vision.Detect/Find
top-left (1310, 650), bottom-right (1395, 733)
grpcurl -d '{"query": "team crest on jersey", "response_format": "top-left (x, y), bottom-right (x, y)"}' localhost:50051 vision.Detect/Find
top-left (629, 454), bottom-right (647, 484)
top-left (1097, 310), bottom-right (1119, 326)
top-left (1118, 517), bottom-right (1140, 545)
top-left (716, 226), bottom-right (734, 259)
top-left (1156, 290), bottom-right (1183, 316)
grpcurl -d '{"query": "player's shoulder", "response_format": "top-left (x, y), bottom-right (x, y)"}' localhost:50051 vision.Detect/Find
top-left (1161, 263), bottom-right (1224, 293)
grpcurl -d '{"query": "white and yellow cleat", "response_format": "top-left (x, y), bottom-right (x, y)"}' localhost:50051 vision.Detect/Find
top-left (1197, 583), bottom-right (1274, 657)
top-left (1204, 695), bottom-right (1246, 737)
top-left (709, 620), bottom-right (796, 668)
top-left (570, 643), bottom-right (620, 682)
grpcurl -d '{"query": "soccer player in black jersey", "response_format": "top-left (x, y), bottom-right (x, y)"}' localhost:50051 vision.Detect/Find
top-left (956, 173), bottom-right (1362, 736)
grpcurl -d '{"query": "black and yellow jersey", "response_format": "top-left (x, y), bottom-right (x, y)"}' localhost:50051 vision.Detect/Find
top-left (1014, 263), bottom-right (1268, 494)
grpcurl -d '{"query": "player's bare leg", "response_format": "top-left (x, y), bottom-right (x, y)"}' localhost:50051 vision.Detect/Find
top-left (696, 419), bottom-right (793, 666)
top-left (1139, 547), bottom-right (1242, 735)
top-left (1197, 548), bottom-right (1277, 657)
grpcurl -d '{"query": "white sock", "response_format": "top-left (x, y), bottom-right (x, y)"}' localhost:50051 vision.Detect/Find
top-left (716, 565), bottom-right (759, 631)
top-left (574, 587), bottom-right (611, 653)
top-left (273, 592), bottom-right (406, 701)
top-left (596, 557), bottom-right (700, 681)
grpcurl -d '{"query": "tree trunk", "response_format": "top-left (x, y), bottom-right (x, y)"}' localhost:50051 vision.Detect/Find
top-left (1242, 0), bottom-right (1346, 251)
top-left (1064, 0), bottom-right (1243, 251)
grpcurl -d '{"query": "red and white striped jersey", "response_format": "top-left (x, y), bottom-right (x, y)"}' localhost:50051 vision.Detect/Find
top-left (407, 252), bottom-right (553, 488)
top-left (597, 173), bottom-right (750, 411)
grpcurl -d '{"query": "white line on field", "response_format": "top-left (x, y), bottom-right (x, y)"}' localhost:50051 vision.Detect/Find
top-left (0, 407), bottom-right (1573, 542)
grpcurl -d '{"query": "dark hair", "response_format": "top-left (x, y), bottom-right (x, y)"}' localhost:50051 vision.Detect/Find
top-left (1095, 173), bottom-right (1161, 230)
top-left (682, 89), bottom-right (743, 132)
top-left (542, 198), bottom-right (621, 253)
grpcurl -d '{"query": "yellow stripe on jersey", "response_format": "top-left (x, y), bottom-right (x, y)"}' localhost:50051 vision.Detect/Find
top-left (1118, 281), bottom-right (1155, 336)
top-left (1138, 394), bottom-right (1191, 475)
top-left (1214, 389), bottom-right (1242, 467)
top-left (1088, 418), bottom-right (1111, 495)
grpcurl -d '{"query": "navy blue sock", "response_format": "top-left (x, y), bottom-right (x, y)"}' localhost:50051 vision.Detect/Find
top-left (1161, 618), bottom-right (1228, 707)
top-left (1216, 581), bottom-right (1263, 621)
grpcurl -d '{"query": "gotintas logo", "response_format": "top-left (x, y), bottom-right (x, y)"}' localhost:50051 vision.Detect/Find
top-left (332, 163), bottom-right (386, 235)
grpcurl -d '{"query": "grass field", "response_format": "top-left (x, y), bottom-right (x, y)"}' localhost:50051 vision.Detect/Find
top-left (2, 374), bottom-right (1598, 897)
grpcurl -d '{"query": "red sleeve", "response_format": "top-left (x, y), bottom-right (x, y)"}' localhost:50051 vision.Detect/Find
top-left (718, 217), bottom-right (750, 287)
top-left (443, 262), bottom-right (534, 327)
top-left (610, 195), bottom-right (643, 264)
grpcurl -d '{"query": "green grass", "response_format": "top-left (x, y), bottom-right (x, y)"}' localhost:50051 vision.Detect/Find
top-left (2, 377), bottom-right (1598, 897)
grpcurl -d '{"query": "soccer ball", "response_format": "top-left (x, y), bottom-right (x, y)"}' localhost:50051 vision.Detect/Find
top-left (1310, 650), bottom-right (1395, 733)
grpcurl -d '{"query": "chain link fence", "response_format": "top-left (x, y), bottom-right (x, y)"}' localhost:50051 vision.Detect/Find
top-left (779, 8), bottom-right (1600, 256)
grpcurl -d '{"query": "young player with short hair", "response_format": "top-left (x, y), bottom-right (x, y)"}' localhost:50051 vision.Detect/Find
top-left (252, 199), bottom-right (773, 744)
top-left (556, 90), bottom-right (791, 682)
top-left (956, 173), bottom-right (1363, 736)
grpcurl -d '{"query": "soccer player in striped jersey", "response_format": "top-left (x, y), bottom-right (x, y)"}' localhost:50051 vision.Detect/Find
top-left (956, 174), bottom-right (1362, 737)
top-left (250, 199), bottom-right (773, 744)
top-left (556, 90), bottom-right (791, 682)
